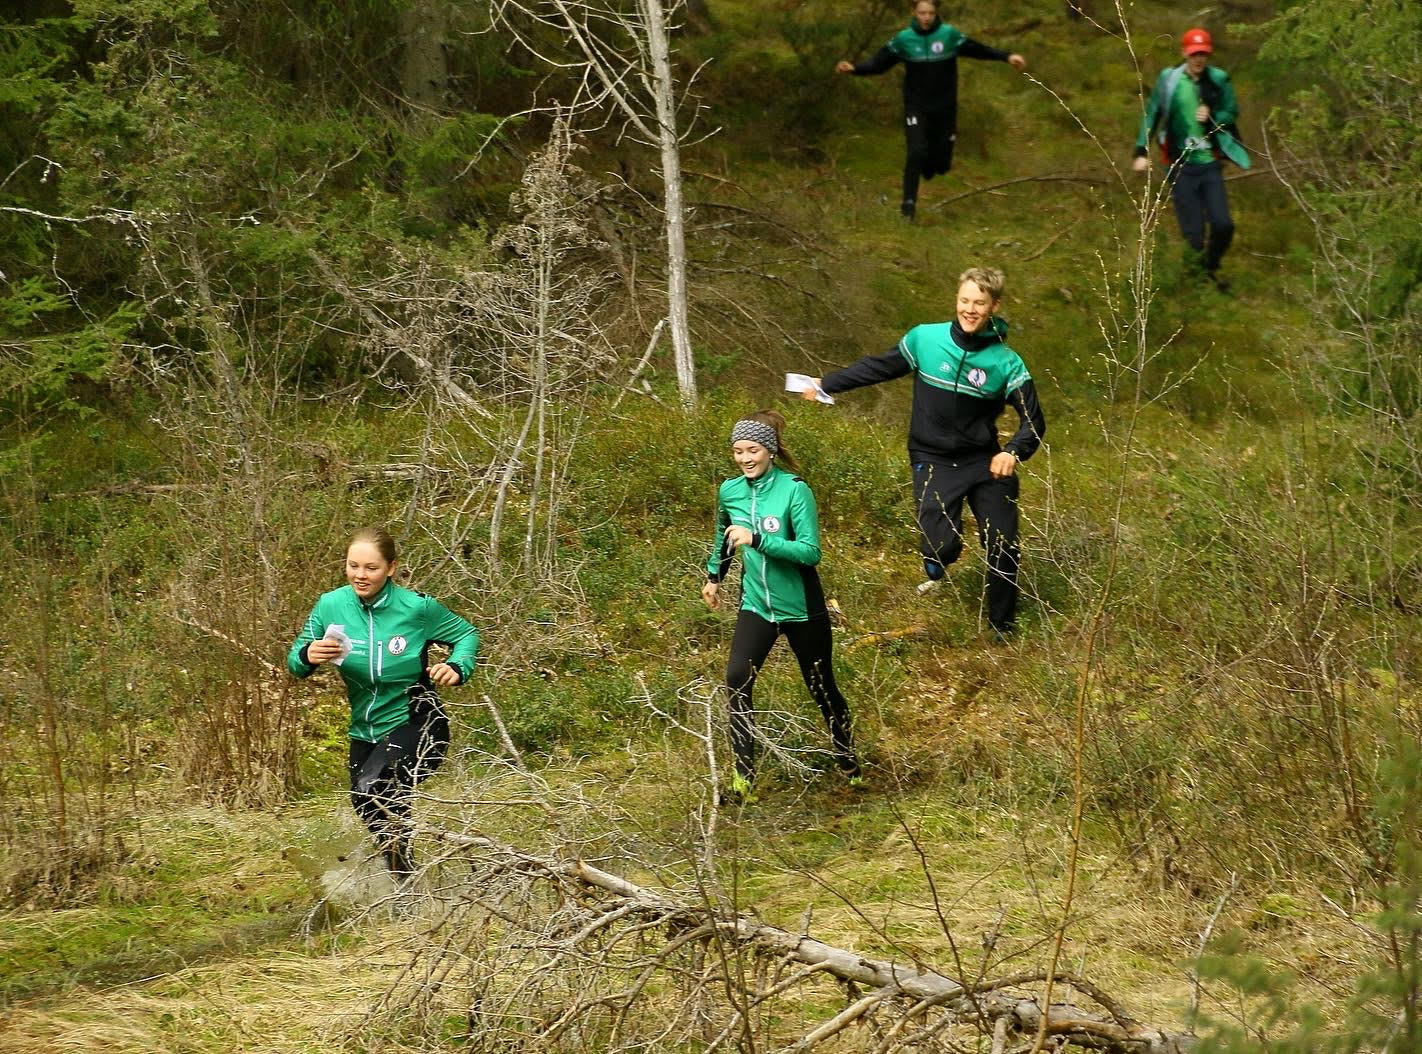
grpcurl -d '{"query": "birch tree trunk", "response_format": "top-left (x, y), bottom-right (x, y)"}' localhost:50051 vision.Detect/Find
top-left (642, 0), bottom-right (697, 406)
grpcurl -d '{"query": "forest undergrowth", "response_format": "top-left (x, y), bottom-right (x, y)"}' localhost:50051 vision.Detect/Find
top-left (3, 0), bottom-right (1421, 1050)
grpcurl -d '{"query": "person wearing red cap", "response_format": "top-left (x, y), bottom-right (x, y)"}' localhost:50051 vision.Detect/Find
top-left (1133, 27), bottom-right (1250, 289)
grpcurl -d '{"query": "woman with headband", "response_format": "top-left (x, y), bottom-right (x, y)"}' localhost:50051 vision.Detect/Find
top-left (702, 410), bottom-right (861, 803)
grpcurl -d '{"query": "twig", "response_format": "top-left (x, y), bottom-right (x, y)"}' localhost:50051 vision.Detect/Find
top-left (1024, 217), bottom-right (1083, 262)
top-left (780, 986), bottom-right (893, 1052)
top-left (480, 693), bottom-right (529, 773)
top-left (611, 317), bottom-right (666, 410)
top-left (1189, 872), bottom-right (1240, 1027)
top-left (935, 172), bottom-right (1109, 208)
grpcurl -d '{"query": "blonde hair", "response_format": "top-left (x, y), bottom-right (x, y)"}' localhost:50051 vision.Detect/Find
top-left (958, 266), bottom-right (1006, 302)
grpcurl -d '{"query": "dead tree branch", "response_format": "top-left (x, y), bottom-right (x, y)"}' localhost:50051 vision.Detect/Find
top-left (412, 825), bottom-right (1198, 1053)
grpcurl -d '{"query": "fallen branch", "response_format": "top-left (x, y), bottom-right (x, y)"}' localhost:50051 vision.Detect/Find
top-left (417, 826), bottom-right (1197, 1054)
top-left (935, 172), bottom-right (1109, 208)
top-left (844, 625), bottom-right (930, 651)
top-left (1024, 217), bottom-right (1084, 262)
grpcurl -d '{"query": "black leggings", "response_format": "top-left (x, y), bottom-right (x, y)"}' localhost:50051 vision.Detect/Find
top-left (348, 703), bottom-right (448, 876)
top-left (725, 610), bottom-right (858, 781)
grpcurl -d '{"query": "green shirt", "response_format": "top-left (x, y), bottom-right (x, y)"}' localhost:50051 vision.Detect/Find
top-left (1169, 73), bottom-right (1215, 165)
top-left (288, 581), bottom-right (478, 742)
top-left (899, 319), bottom-right (1031, 399)
top-left (707, 465), bottom-right (825, 623)
top-left (887, 20), bottom-right (966, 64)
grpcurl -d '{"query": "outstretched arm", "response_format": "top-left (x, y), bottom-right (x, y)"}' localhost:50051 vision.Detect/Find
top-left (958, 37), bottom-right (1025, 70)
top-left (819, 345), bottom-right (914, 395)
top-left (837, 45), bottom-right (900, 76)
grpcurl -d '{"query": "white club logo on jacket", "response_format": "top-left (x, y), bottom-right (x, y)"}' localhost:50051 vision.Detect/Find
top-left (761, 515), bottom-right (782, 534)
top-left (388, 635), bottom-right (408, 655)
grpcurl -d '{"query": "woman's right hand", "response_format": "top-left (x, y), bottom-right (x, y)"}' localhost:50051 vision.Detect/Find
top-left (306, 636), bottom-right (345, 664)
top-left (701, 581), bottom-right (721, 610)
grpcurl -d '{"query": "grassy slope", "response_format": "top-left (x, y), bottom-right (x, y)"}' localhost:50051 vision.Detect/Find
top-left (1, 0), bottom-right (1403, 1049)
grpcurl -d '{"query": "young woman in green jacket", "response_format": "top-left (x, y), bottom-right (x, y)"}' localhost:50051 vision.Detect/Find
top-left (703, 411), bottom-right (860, 801)
top-left (288, 528), bottom-right (478, 878)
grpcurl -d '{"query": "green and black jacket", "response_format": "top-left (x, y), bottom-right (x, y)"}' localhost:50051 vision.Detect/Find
top-left (288, 581), bottom-right (478, 742)
top-left (1134, 63), bottom-right (1249, 169)
top-left (707, 465), bottom-right (826, 623)
top-left (852, 16), bottom-right (1011, 112)
top-left (822, 318), bottom-right (1045, 465)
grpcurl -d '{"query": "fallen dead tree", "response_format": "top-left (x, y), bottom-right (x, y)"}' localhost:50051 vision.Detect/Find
top-left (375, 824), bottom-right (1197, 1054)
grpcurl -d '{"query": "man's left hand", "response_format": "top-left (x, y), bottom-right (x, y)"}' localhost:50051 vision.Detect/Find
top-left (1008, 54), bottom-right (1027, 72)
top-left (990, 452), bottom-right (1018, 479)
top-left (1195, 104), bottom-right (1210, 123)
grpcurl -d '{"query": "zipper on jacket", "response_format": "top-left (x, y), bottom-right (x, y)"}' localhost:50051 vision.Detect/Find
top-left (365, 607), bottom-right (377, 735)
top-left (751, 474), bottom-right (775, 620)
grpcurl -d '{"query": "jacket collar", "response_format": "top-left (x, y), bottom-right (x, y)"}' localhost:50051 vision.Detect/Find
top-left (951, 317), bottom-right (1007, 351)
top-left (359, 580), bottom-right (395, 611)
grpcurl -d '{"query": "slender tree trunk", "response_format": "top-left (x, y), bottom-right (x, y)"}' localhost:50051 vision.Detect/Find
top-left (34, 562), bottom-right (68, 854)
top-left (399, 0), bottom-right (449, 115)
top-left (642, 0), bottom-right (697, 407)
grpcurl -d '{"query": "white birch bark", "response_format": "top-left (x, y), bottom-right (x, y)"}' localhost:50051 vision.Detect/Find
top-left (642, 0), bottom-right (697, 405)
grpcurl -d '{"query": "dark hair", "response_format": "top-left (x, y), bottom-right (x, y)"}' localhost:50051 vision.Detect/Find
top-left (347, 527), bottom-right (398, 564)
top-left (745, 409), bottom-right (803, 473)
top-left (914, 0), bottom-right (940, 10)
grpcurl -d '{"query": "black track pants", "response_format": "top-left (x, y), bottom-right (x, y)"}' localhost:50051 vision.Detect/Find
top-left (725, 610), bottom-right (858, 781)
top-left (913, 457), bottom-right (1020, 631)
top-left (902, 107), bottom-right (956, 206)
top-left (348, 717), bottom-right (440, 877)
top-left (1169, 161), bottom-right (1234, 272)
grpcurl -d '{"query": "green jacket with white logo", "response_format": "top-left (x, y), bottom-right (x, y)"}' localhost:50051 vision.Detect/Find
top-left (706, 465), bottom-right (827, 623)
top-left (852, 16), bottom-right (1012, 112)
top-left (287, 581), bottom-right (478, 742)
top-left (822, 317), bottom-right (1046, 465)
top-left (1134, 63), bottom-right (1249, 169)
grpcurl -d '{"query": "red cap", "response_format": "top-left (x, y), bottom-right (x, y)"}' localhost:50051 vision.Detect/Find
top-left (1182, 27), bottom-right (1212, 55)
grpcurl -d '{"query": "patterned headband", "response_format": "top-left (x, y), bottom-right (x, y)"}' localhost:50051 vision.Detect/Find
top-left (730, 419), bottom-right (779, 456)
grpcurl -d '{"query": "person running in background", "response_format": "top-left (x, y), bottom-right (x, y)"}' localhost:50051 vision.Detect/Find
top-left (1133, 27), bottom-right (1250, 290)
top-left (835, 0), bottom-right (1026, 221)
top-left (288, 528), bottom-right (477, 881)
top-left (703, 411), bottom-right (860, 803)
top-left (799, 267), bottom-right (1045, 641)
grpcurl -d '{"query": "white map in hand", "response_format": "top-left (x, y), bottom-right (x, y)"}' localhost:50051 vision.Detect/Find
top-left (323, 624), bottom-right (354, 667)
top-left (785, 373), bottom-right (834, 404)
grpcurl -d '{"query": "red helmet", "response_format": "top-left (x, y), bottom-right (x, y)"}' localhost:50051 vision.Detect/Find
top-left (1182, 27), bottom-right (1213, 55)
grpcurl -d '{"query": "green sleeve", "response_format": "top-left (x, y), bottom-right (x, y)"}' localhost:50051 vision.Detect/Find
top-left (1210, 68), bottom-right (1238, 127)
top-left (287, 597), bottom-right (325, 677)
top-left (754, 481), bottom-right (822, 567)
top-left (426, 597), bottom-right (478, 684)
top-left (1135, 70), bottom-right (1166, 153)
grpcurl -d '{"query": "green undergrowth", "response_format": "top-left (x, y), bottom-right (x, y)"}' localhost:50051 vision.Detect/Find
top-left (4, 0), bottom-right (1420, 1048)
